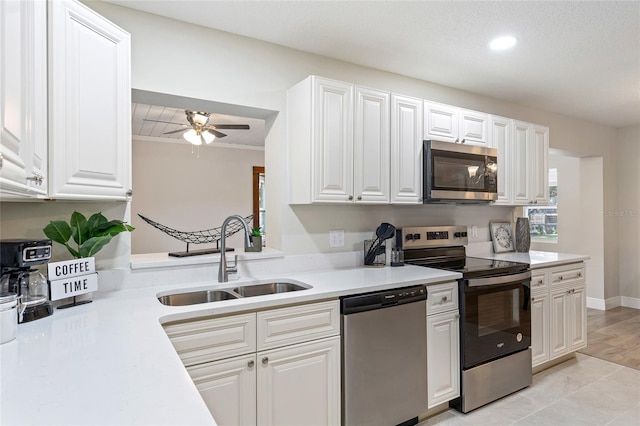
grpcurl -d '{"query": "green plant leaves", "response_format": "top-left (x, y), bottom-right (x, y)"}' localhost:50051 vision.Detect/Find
top-left (43, 221), bottom-right (72, 244)
top-left (42, 211), bottom-right (134, 259)
top-left (78, 235), bottom-right (113, 258)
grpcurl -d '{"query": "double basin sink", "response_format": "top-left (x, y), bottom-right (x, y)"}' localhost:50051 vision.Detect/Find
top-left (158, 280), bottom-right (311, 306)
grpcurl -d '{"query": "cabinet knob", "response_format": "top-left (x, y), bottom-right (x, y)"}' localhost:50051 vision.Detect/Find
top-left (262, 357), bottom-right (269, 365)
top-left (126, 189), bottom-right (133, 198)
top-left (455, 314), bottom-right (460, 319)
top-left (454, 138), bottom-right (459, 143)
top-left (348, 195), bottom-right (353, 201)
top-left (577, 272), bottom-right (582, 277)
top-left (538, 279), bottom-right (543, 285)
top-left (440, 296), bottom-right (448, 304)
top-left (357, 195), bottom-right (362, 200)
top-left (567, 289), bottom-right (572, 294)
top-left (248, 360), bottom-right (255, 368)
top-left (531, 297), bottom-right (535, 302)
top-left (559, 276), bottom-right (563, 281)
top-left (460, 138), bottom-right (466, 144)
top-left (534, 200), bottom-right (538, 204)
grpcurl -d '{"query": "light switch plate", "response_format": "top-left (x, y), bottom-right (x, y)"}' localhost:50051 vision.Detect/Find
top-left (329, 230), bottom-right (345, 248)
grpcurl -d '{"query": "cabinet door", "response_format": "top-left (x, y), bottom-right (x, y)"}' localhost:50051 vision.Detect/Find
top-left (569, 286), bottom-right (587, 351)
top-left (511, 120), bottom-right (532, 205)
top-left (390, 94), bottom-right (422, 204)
top-left (427, 310), bottom-right (460, 408)
top-left (354, 87), bottom-right (390, 203)
top-left (312, 78), bottom-right (353, 202)
top-left (424, 102), bottom-right (458, 142)
top-left (48, 0), bottom-right (131, 200)
top-left (458, 109), bottom-right (488, 147)
top-left (549, 289), bottom-right (569, 359)
top-left (489, 116), bottom-right (511, 205)
top-left (531, 291), bottom-right (550, 367)
top-left (187, 354), bottom-right (257, 426)
top-left (531, 125), bottom-right (549, 205)
top-left (257, 336), bottom-right (340, 426)
top-left (0, 0), bottom-right (47, 198)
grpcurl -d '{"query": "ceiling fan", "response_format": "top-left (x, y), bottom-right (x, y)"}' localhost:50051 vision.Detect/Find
top-left (144, 110), bottom-right (250, 145)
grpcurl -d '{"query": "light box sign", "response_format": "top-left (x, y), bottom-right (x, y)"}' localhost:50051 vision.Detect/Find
top-left (47, 258), bottom-right (98, 301)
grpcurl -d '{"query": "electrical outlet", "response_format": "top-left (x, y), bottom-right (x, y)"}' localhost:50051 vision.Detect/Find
top-left (471, 225), bottom-right (478, 238)
top-left (329, 230), bottom-right (345, 248)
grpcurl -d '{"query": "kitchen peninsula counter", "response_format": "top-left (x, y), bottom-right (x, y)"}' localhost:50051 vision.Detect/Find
top-left (0, 264), bottom-right (461, 426)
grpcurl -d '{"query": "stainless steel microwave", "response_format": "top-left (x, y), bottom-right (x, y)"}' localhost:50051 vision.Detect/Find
top-left (423, 140), bottom-right (498, 203)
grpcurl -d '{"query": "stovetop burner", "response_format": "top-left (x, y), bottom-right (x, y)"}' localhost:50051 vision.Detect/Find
top-left (398, 225), bottom-right (529, 278)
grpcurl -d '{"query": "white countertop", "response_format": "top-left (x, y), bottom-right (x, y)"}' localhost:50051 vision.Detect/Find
top-left (475, 250), bottom-right (590, 268)
top-left (0, 264), bottom-right (461, 426)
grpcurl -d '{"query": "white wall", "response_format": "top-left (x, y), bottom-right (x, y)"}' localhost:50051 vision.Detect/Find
top-left (617, 125), bottom-right (640, 306)
top-left (131, 139), bottom-right (264, 254)
top-left (0, 2), bottom-right (623, 302)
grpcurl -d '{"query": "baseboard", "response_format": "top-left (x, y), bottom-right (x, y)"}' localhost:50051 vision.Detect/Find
top-left (586, 297), bottom-right (607, 310)
top-left (586, 296), bottom-right (640, 310)
top-left (621, 296), bottom-right (640, 309)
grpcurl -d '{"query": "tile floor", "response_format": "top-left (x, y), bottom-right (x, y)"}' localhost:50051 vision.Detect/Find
top-left (418, 353), bottom-right (640, 426)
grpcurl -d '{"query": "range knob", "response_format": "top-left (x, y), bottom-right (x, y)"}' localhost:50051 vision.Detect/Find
top-left (413, 233), bottom-right (421, 240)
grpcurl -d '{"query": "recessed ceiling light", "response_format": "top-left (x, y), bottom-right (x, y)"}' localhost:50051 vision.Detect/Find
top-left (489, 36), bottom-right (517, 51)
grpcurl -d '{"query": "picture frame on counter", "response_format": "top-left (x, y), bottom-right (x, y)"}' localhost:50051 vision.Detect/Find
top-left (490, 222), bottom-right (515, 253)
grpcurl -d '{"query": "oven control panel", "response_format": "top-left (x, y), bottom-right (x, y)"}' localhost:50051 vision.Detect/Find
top-left (398, 226), bottom-right (468, 249)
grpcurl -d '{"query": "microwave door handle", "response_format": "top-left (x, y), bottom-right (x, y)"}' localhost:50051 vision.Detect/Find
top-left (466, 270), bottom-right (531, 287)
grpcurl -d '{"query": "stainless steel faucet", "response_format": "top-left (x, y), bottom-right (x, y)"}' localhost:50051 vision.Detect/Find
top-left (218, 215), bottom-right (253, 282)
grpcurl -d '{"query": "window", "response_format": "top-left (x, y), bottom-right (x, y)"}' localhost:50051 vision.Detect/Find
top-left (252, 166), bottom-right (265, 243)
top-left (525, 168), bottom-right (557, 242)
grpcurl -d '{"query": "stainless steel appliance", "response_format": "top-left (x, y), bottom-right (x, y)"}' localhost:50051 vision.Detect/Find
top-left (341, 285), bottom-right (428, 426)
top-left (0, 239), bottom-right (54, 323)
top-left (423, 140), bottom-right (498, 203)
top-left (398, 226), bottom-right (532, 413)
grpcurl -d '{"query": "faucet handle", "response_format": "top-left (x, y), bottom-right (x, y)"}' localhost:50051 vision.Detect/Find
top-left (227, 255), bottom-right (238, 275)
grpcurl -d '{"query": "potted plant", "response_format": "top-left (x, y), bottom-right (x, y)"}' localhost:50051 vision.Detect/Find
top-left (246, 226), bottom-right (263, 252)
top-left (43, 211), bottom-right (134, 259)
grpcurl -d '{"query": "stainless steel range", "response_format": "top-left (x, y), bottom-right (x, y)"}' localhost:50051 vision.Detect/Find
top-left (398, 226), bottom-right (533, 413)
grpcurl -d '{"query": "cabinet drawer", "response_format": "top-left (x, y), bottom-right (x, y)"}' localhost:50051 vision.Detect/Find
top-left (164, 313), bottom-right (257, 366)
top-left (427, 281), bottom-right (458, 316)
top-left (257, 300), bottom-right (339, 350)
top-left (531, 270), bottom-right (548, 291)
top-left (550, 263), bottom-right (585, 288)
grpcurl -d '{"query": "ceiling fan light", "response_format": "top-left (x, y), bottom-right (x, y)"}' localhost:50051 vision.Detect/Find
top-left (191, 111), bottom-right (210, 126)
top-left (183, 129), bottom-right (202, 145)
top-left (202, 131), bottom-right (215, 144)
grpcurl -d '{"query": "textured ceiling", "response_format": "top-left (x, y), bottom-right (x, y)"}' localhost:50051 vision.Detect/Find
top-left (106, 0), bottom-right (640, 129)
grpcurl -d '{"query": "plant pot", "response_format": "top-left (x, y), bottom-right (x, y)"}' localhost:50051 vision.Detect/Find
top-left (246, 235), bottom-right (262, 252)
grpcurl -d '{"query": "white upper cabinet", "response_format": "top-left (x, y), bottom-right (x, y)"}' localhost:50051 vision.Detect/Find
top-left (512, 120), bottom-right (549, 205)
top-left (0, 0), bottom-right (48, 198)
top-left (354, 87), bottom-right (390, 203)
top-left (425, 101), bottom-right (488, 147)
top-left (489, 115), bottom-right (512, 205)
top-left (390, 94), bottom-right (423, 204)
top-left (288, 76), bottom-right (391, 204)
top-left (48, 0), bottom-right (131, 200)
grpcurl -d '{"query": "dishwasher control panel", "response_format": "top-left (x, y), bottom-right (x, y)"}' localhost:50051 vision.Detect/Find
top-left (340, 285), bottom-right (426, 315)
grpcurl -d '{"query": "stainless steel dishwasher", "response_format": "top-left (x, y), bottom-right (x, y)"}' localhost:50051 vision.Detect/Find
top-left (341, 285), bottom-right (428, 426)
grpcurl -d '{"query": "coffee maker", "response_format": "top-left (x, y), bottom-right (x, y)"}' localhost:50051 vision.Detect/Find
top-left (0, 239), bottom-right (54, 323)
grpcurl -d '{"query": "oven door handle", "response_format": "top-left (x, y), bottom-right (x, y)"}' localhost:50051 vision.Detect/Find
top-left (466, 270), bottom-right (531, 287)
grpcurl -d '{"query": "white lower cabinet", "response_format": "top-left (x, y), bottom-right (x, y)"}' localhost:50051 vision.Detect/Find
top-left (530, 290), bottom-right (550, 366)
top-left (426, 281), bottom-right (460, 408)
top-left (188, 354), bottom-right (257, 426)
top-left (257, 337), bottom-right (341, 426)
top-left (530, 262), bottom-right (586, 368)
top-left (165, 300), bottom-right (341, 426)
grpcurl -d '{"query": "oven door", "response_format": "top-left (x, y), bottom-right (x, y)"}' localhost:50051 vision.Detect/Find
top-left (459, 272), bottom-right (531, 369)
top-left (423, 140), bottom-right (498, 203)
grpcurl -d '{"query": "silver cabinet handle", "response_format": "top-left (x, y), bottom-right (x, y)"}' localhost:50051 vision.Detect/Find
top-left (262, 357), bottom-right (269, 365)
top-left (248, 360), bottom-right (255, 368)
top-left (26, 174), bottom-right (44, 185)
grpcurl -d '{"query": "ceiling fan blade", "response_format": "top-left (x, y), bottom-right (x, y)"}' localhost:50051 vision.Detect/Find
top-left (162, 128), bottom-right (187, 135)
top-left (143, 118), bottom-right (187, 126)
top-left (209, 124), bottom-right (250, 130)
top-left (209, 129), bottom-right (227, 138)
